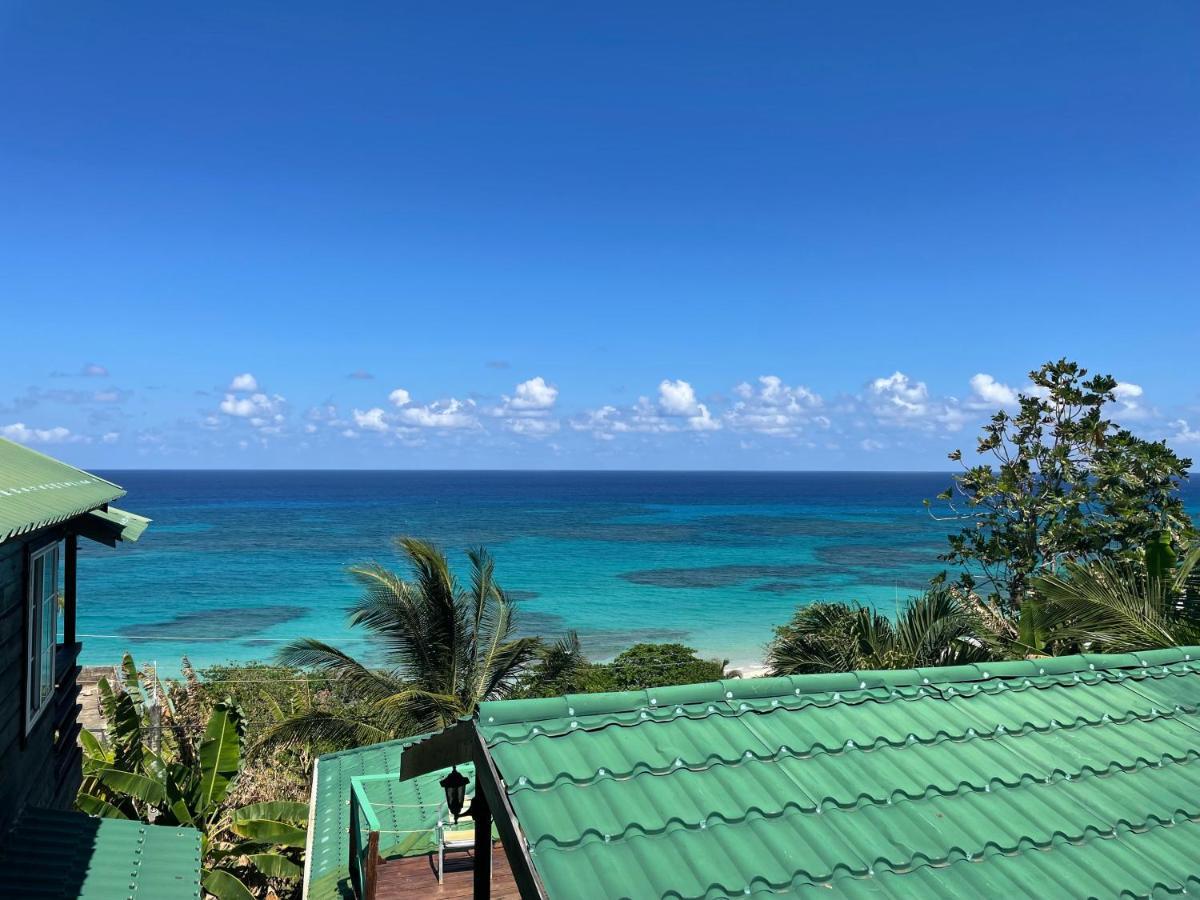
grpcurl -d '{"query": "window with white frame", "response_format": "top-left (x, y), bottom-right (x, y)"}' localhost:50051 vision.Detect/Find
top-left (26, 542), bottom-right (61, 732)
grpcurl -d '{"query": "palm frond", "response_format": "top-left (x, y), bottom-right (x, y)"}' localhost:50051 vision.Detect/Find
top-left (275, 639), bottom-right (404, 704)
top-left (254, 711), bottom-right (394, 754)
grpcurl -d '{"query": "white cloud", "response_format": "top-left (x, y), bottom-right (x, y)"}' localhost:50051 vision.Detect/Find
top-left (863, 371), bottom-right (970, 433)
top-left (860, 438), bottom-right (885, 451)
top-left (570, 405), bottom-right (623, 441)
top-left (870, 372), bottom-right (929, 417)
top-left (352, 407), bottom-right (389, 432)
top-left (656, 380), bottom-right (721, 431)
top-left (969, 373), bottom-right (1018, 407)
top-left (572, 379), bottom-right (722, 438)
top-left (507, 417), bottom-right (560, 436)
top-left (219, 392), bottom-right (285, 419)
top-left (506, 376), bottom-right (558, 411)
top-left (395, 397), bottom-right (478, 430)
top-left (82, 363), bottom-right (109, 377)
top-left (2, 423), bottom-right (77, 444)
top-left (495, 377), bottom-right (560, 436)
top-left (658, 379), bottom-right (699, 416)
top-left (388, 388), bottom-right (412, 407)
top-left (101, 431), bottom-right (120, 444)
top-left (1112, 382), bottom-right (1149, 420)
top-left (1170, 419), bottom-right (1200, 444)
top-left (688, 404), bottom-right (721, 431)
top-left (727, 375), bottom-right (823, 436)
top-left (229, 373), bottom-right (259, 392)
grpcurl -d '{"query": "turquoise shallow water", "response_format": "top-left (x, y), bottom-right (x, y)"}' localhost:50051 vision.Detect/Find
top-left (76, 471), bottom-right (1199, 674)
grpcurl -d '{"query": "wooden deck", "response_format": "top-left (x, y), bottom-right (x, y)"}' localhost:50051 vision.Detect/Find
top-left (376, 842), bottom-right (520, 899)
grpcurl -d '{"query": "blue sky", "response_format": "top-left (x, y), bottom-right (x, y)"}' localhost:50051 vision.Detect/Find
top-left (2, 2), bottom-right (1197, 469)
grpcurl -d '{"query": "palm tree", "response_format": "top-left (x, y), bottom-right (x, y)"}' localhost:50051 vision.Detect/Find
top-left (266, 539), bottom-right (540, 748)
top-left (1030, 544), bottom-right (1200, 652)
top-left (766, 588), bottom-right (991, 675)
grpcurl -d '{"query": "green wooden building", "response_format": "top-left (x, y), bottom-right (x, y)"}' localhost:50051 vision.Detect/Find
top-left (0, 438), bottom-right (201, 897)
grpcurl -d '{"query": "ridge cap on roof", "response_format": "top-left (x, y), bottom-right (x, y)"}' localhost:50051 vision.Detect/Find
top-left (476, 645), bottom-right (1200, 727)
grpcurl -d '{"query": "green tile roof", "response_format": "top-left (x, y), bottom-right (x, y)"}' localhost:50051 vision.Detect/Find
top-left (0, 438), bottom-right (126, 544)
top-left (307, 733), bottom-right (474, 900)
top-left (477, 646), bottom-right (1200, 898)
top-left (0, 807), bottom-right (201, 898)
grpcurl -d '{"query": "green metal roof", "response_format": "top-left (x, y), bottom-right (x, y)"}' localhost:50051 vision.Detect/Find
top-left (76, 505), bottom-right (152, 546)
top-left (307, 733), bottom-right (476, 900)
top-left (477, 646), bottom-right (1200, 898)
top-left (0, 807), bottom-right (201, 898)
top-left (0, 437), bottom-right (126, 544)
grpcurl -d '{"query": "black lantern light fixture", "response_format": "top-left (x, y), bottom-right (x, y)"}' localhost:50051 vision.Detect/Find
top-left (439, 766), bottom-right (470, 823)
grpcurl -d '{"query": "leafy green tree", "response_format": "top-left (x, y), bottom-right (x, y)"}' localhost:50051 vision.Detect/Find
top-left (766, 589), bottom-right (991, 674)
top-left (516, 631), bottom-right (617, 696)
top-left (270, 539), bottom-right (540, 744)
top-left (929, 359), bottom-right (1193, 614)
top-left (1029, 544), bottom-right (1200, 653)
top-left (77, 656), bottom-right (305, 900)
top-left (607, 643), bottom-right (728, 690)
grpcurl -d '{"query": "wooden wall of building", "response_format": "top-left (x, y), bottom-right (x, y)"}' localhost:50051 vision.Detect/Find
top-left (0, 526), bottom-right (82, 834)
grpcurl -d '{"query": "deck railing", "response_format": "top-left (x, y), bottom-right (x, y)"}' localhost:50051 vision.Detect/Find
top-left (349, 776), bottom-right (382, 900)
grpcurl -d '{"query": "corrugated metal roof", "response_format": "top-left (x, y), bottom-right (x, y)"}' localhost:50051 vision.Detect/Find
top-left (0, 438), bottom-right (126, 544)
top-left (307, 733), bottom-right (474, 900)
top-left (78, 505), bottom-right (152, 545)
top-left (477, 646), bottom-right (1200, 898)
top-left (0, 807), bottom-right (201, 898)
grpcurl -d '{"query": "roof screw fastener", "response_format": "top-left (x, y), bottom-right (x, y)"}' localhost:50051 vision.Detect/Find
top-left (858, 681), bottom-right (866, 689)
top-left (726, 691), bottom-right (734, 699)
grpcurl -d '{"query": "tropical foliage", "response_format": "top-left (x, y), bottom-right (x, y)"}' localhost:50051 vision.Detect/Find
top-left (516, 634), bottom-right (729, 696)
top-left (267, 538), bottom-right (540, 748)
top-left (766, 588), bottom-right (991, 674)
top-left (1028, 543), bottom-right (1200, 653)
top-left (77, 655), bottom-right (306, 899)
top-left (928, 359), bottom-right (1194, 613)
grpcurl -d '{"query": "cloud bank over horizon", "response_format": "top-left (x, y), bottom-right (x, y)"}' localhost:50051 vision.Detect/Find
top-left (3, 361), bottom-right (1195, 470)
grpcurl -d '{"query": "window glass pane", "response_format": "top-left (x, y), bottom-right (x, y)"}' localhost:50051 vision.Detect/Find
top-left (41, 548), bottom-right (58, 707)
top-left (28, 545), bottom-right (60, 721)
top-left (29, 559), bottom-right (44, 711)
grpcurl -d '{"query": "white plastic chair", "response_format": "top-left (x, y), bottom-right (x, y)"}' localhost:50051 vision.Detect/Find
top-left (435, 818), bottom-right (490, 883)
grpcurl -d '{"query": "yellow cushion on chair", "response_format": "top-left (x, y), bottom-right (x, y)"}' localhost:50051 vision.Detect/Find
top-left (443, 827), bottom-right (475, 843)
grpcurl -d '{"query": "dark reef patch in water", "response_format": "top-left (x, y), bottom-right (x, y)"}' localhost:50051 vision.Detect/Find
top-left (620, 563), bottom-right (840, 589)
top-left (506, 590), bottom-right (540, 601)
top-left (119, 606), bottom-right (309, 641)
top-left (750, 581), bottom-right (808, 594)
top-left (698, 515), bottom-right (913, 539)
top-left (815, 542), bottom-right (944, 569)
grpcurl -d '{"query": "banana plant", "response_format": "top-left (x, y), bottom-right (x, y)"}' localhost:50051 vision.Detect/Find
top-left (77, 655), bottom-right (306, 899)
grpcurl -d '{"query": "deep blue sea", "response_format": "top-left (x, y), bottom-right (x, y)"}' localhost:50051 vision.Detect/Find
top-left (77, 471), bottom-right (1200, 674)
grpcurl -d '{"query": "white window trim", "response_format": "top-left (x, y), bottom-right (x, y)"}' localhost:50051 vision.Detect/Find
top-left (25, 541), bottom-right (60, 736)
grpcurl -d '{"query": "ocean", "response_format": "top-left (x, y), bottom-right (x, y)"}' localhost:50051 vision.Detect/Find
top-left (76, 470), bottom-right (1198, 674)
